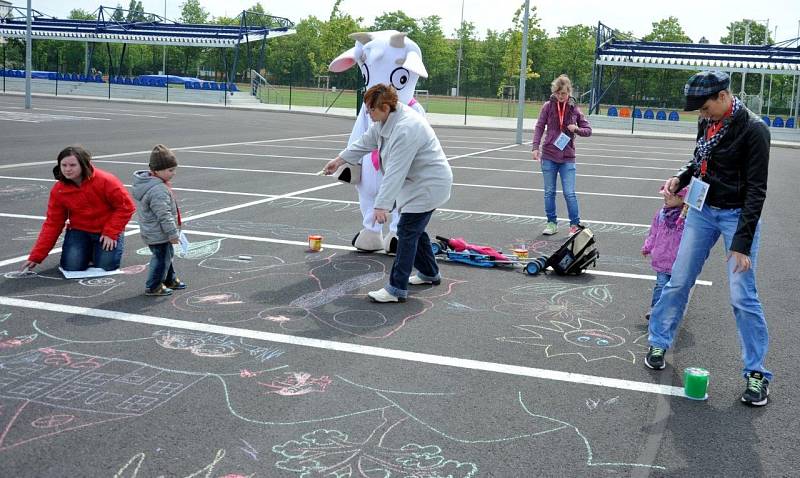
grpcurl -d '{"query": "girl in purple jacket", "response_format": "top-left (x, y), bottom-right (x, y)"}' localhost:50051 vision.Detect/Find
top-left (532, 75), bottom-right (592, 236)
top-left (642, 187), bottom-right (687, 320)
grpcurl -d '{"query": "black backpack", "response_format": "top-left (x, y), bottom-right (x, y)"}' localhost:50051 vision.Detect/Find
top-left (545, 226), bottom-right (599, 275)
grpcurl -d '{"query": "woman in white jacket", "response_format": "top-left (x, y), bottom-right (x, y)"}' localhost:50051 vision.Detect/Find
top-left (324, 84), bottom-right (453, 303)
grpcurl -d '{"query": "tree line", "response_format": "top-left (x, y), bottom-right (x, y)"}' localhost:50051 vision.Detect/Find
top-left (2, 0), bottom-right (795, 112)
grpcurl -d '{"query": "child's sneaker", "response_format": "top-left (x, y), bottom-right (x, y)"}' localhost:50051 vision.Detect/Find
top-left (741, 371), bottom-right (769, 406)
top-left (542, 222), bottom-right (558, 235)
top-left (164, 278), bottom-right (187, 290)
top-left (569, 224), bottom-right (581, 235)
top-left (145, 284), bottom-right (173, 296)
top-left (644, 346), bottom-right (666, 370)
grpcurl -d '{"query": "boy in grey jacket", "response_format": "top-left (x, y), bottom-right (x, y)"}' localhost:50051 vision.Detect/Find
top-left (133, 145), bottom-right (185, 296)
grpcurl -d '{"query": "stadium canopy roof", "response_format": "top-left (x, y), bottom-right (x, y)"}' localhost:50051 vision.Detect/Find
top-left (0, 5), bottom-right (295, 48)
top-left (589, 22), bottom-right (800, 116)
top-left (597, 39), bottom-right (800, 75)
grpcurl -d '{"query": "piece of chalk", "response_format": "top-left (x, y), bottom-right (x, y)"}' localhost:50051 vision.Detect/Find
top-left (238, 255), bottom-right (252, 260)
top-left (316, 170), bottom-right (327, 176)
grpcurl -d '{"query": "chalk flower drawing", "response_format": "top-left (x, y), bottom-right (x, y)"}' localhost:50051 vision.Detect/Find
top-left (497, 319), bottom-right (648, 363)
top-left (273, 410), bottom-right (478, 477)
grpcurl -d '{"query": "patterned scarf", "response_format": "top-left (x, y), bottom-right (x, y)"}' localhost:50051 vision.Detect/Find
top-left (691, 96), bottom-right (742, 174)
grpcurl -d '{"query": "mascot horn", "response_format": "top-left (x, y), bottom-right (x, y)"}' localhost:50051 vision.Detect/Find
top-left (329, 30), bottom-right (428, 253)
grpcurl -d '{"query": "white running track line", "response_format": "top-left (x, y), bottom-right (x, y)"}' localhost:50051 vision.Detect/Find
top-left (0, 213), bottom-right (712, 286)
top-left (0, 296), bottom-right (687, 398)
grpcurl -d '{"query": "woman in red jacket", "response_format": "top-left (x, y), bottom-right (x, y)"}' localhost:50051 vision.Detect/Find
top-left (23, 145), bottom-right (136, 272)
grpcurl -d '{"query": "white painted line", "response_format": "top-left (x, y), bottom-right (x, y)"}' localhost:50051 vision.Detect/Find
top-left (451, 165), bottom-right (665, 183)
top-left (94, 160), bottom-right (323, 177)
top-left (0, 133), bottom-right (349, 170)
top-left (464, 155), bottom-right (685, 165)
top-left (0, 180), bottom-right (654, 228)
top-left (179, 183), bottom-right (341, 221)
top-left (453, 183), bottom-right (660, 200)
top-left (586, 269), bottom-right (712, 286)
top-left (181, 229), bottom-right (355, 251)
top-left (0, 296), bottom-right (686, 398)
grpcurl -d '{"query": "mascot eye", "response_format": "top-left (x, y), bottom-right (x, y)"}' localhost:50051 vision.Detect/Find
top-left (360, 64), bottom-right (370, 86)
top-left (390, 67), bottom-right (410, 90)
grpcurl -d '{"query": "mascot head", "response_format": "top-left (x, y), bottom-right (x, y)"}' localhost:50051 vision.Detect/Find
top-left (329, 30), bottom-right (428, 105)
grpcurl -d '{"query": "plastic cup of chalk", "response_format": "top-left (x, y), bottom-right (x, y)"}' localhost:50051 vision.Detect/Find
top-left (683, 367), bottom-right (709, 401)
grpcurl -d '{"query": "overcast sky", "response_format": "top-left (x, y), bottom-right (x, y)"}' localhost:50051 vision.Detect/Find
top-left (16, 0), bottom-right (800, 45)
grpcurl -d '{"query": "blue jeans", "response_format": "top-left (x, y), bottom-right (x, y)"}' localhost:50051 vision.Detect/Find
top-left (650, 272), bottom-right (671, 308)
top-left (540, 159), bottom-right (580, 225)
top-left (648, 205), bottom-right (771, 380)
top-left (146, 242), bottom-right (176, 291)
top-left (60, 228), bottom-right (125, 271)
top-left (385, 210), bottom-right (439, 299)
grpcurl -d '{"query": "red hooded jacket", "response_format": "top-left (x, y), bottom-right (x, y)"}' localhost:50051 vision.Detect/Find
top-left (28, 168), bottom-right (136, 264)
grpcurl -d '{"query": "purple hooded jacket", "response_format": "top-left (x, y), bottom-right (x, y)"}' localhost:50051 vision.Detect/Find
top-left (532, 95), bottom-right (592, 163)
top-left (642, 206), bottom-right (685, 273)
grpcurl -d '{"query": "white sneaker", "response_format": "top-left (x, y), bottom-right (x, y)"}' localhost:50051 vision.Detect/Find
top-left (367, 288), bottom-right (406, 303)
top-left (408, 275), bottom-right (441, 286)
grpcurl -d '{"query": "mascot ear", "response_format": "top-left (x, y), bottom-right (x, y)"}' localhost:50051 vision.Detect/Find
top-left (350, 32), bottom-right (374, 45)
top-left (403, 51), bottom-right (428, 78)
top-left (329, 47), bottom-right (357, 72)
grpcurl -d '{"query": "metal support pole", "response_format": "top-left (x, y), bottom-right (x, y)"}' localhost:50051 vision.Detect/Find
top-left (455, 0), bottom-right (464, 97)
top-left (515, 0), bottom-right (530, 144)
top-left (162, 0), bottom-right (166, 75)
top-left (25, 0), bottom-right (32, 109)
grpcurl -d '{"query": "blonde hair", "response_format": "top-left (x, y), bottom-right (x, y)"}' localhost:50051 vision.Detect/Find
top-left (551, 75), bottom-right (573, 95)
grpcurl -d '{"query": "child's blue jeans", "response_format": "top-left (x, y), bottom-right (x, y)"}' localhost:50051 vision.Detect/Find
top-left (146, 242), bottom-right (176, 291)
top-left (650, 272), bottom-right (671, 308)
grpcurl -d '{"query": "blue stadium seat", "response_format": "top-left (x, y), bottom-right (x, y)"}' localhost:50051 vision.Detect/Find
top-left (772, 117), bottom-right (784, 128)
top-left (0, 69), bottom-right (5, 77)
top-left (210, 82), bottom-right (219, 90)
top-left (633, 108), bottom-right (642, 118)
top-left (14, 70), bottom-right (25, 78)
top-left (668, 111), bottom-right (680, 121)
top-left (184, 81), bottom-right (193, 89)
top-left (94, 74), bottom-right (103, 82)
top-left (786, 117), bottom-right (795, 128)
top-left (78, 74), bottom-right (87, 82)
top-left (132, 77), bottom-right (141, 86)
top-left (124, 77), bottom-right (133, 85)
top-left (656, 111), bottom-right (667, 120)
top-left (761, 115), bottom-right (770, 126)
top-left (201, 82), bottom-right (211, 90)
top-left (607, 106), bottom-right (618, 117)
top-left (47, 72), bottom-right (57, 80)
top-left (644, 109), bottom-right (654, 120)
top-left (229, 83), bottom-right (239, 92)
top-left (70, 73), bottom-right (80, 81)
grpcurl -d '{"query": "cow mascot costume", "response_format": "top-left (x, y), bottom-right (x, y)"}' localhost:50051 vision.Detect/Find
top-left (329, 30), bottom-right (428, 253)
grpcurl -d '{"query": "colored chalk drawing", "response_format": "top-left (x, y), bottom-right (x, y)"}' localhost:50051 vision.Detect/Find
top-left (135, 238), bottom-right (223, 260)
top-left (176, 253), bottom-right (464, 339)
top-left (272, 408), bottom-right (479, 477)
top-left (496, 319), bottom-right (648, 363)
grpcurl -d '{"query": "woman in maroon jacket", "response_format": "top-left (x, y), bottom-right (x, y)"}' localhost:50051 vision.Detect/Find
top-left (532, 75), bottom-right (592, 236)
top-left (23, 145), bottom-right (136, 272)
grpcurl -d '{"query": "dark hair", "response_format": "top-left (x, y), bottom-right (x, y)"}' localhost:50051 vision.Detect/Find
top-left (53, 145), bottom-right (94, 183)
top-left (364, 84), bottom-right (399, 113)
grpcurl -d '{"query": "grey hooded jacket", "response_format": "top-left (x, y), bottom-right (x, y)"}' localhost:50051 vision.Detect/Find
top-left (132, 170), bottom-right (179, 245)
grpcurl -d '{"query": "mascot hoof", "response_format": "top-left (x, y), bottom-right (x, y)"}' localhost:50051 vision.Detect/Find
top-left (353, 229), bottom-right (383, 252)
top-left (383, 232), bottom-right (398, 255)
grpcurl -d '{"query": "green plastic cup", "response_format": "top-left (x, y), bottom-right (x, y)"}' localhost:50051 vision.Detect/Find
top-left (683, 367), bottom-right (709, 400)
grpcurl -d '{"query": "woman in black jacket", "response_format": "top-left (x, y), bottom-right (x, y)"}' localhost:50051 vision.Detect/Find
top-left (643, 71), bottom-right (772, 407)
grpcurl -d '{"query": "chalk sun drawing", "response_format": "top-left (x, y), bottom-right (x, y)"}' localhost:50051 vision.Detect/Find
top-left (496, 318), bottom-right (648, 363)
top-left (494, 283), bottom-right (622, 324)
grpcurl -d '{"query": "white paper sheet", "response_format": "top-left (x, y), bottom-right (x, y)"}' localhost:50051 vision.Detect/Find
top-left (59, 267), bottom-right (123, 279)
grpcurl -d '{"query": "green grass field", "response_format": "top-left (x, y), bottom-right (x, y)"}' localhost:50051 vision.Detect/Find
top-left (254, 85), bottom-right (697, 122)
